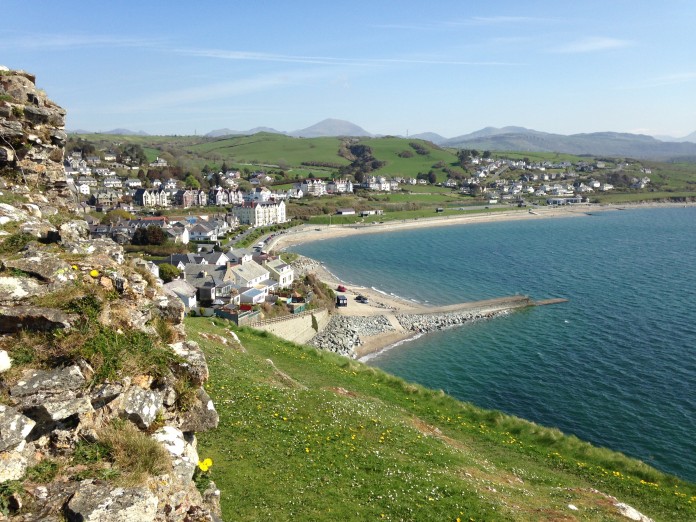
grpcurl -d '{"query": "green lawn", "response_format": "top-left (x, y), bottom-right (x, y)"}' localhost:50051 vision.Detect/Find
top-left (187, 318), bottom-right (696, 521)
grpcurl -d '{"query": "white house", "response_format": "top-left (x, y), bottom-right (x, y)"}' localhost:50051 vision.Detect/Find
top-left (299, 178), bottom-right (327, 196)
top-left (164, 280), bottom-right (198, 309)
top-left (264, 257), bottom-right (294, 288)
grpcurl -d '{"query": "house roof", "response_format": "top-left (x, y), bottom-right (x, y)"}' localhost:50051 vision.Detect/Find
top-left (228, 261), bottom-right (269, 282)
top-left (163, 279), bottom-right (197, 297)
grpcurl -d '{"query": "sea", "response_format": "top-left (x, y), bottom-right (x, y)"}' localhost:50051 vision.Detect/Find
top-left (290, 207), bottom-right (696, 482)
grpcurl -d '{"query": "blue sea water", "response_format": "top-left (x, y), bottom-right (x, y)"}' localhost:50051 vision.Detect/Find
top-left (291, 207), bottom-right (696, 482)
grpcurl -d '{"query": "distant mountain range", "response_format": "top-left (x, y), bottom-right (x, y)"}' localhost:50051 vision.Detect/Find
top-left (69, 120), bottom-right (696, 160)
top-left (67, 128), bottom-right (151, 136)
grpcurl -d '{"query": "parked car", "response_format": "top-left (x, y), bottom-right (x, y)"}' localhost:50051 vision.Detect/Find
top-left (356, 295), bottom-right (369, 304)
top-left (337, 285), bottom-right (347, 292)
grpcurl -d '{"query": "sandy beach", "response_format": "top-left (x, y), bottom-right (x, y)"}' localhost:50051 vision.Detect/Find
top-left (268, 202), bottom-right (693, 358)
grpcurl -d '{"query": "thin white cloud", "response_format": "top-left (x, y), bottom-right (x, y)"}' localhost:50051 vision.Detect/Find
top-left (115, 70), bottom-right (331, 113)
top-left (0, 32), bottom-right (162, 51)
top-left (375, 15), bottom-right (558, 30)
top-left (620, 71), bottom-right (696, 90)
top-left (552, 37), bottom-right (633, 53)
top-left (177, 47), bottom-right (516, 67)
top-left (647, 72), bottom-right (696, 87)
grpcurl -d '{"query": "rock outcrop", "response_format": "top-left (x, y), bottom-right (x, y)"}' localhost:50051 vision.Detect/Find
top-left (0, 67), bottom-right (221, 520)
top-left (0, 67), bottom-right (69, 205)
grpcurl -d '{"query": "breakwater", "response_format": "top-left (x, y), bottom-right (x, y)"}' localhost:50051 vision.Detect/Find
top-left (309, 295), bottom-right (547, 358)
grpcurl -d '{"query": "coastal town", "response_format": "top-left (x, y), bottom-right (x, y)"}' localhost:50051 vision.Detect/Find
top-left (65, 146), bottom-right (654, 216)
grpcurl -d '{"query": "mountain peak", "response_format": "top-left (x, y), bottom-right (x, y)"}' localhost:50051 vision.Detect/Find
top-left (289, 118), bottom-right (372, 138)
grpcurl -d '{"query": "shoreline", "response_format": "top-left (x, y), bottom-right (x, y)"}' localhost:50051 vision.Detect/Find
top-left (276, 202), bottom-right (694, 358)
top-left (271, 201), bottom-right (695, 254)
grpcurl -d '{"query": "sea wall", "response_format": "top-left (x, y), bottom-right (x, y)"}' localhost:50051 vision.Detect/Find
top-left (253, 308), bottom-right (331, 345)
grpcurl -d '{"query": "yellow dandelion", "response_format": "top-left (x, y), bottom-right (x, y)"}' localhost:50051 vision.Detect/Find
top-left (89, 269), bottom-right (100, 278)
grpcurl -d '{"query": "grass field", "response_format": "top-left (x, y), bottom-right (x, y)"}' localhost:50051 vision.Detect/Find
top-left (187, 318), bottom-right (696, 521)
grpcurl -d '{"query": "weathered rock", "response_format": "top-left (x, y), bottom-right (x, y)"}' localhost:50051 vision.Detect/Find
top-left (0, 445), bottom-right (28, 483)
top-left (0, 275), bottom-right (49, 303)
top-left (10, 365), bottom-right (86, 398)
top-left (0, 349), bottom-right (11, 373)
top-left (178, 388), bottom-right (218, 433)
top-left (119, 387), bottom-right (163, 429)
top-left (63, 238), bottom-right (125, 265)
top-left (2, 248), bottom-right (76, 283)
top-left (21, 203), bottom-right (42, 218)
top-left (147, 474), bottom-right (213, 522)
top-left (21, 395), bottom-right (93, 424)
top-left (0, 305), bottom-right (79, 334)
top-left (158, 295), bottom-right (185, 325)
top-left (90, 382), bottom-right (125, 409)
top-left (0, 305), bottom-right (77, 333)
top-left (65, 480), bottom-right (158, 522)
top-left (152, 426), bottom-right (198, 483)
top-left (59, 220), bottom-right (90, 242)
top-left (170, 341), bottom-right (209, 385)
top-left (0, 404), bottom-right (35, 451)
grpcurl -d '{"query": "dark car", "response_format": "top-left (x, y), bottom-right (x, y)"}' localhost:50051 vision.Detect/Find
top-left (355, 295), bottom-right (369, 304)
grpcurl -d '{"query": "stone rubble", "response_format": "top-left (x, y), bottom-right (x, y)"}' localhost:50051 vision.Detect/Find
top-left (309, 314), bottom-right (394, 356)
top-left (396, 309), bottom-right (508, 333)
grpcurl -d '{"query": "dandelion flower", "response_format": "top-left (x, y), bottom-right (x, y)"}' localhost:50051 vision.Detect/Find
top-left (90, 269), bottom-right (100, 278)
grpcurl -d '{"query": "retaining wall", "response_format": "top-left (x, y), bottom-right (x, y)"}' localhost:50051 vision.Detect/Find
top-left (253, 308), bottom-right (331, 344)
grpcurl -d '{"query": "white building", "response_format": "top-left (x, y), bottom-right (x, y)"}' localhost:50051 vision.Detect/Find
top-left (231, 200), bottom-right (287, 227)
top-left (299, 178), bottom-right (327, 196)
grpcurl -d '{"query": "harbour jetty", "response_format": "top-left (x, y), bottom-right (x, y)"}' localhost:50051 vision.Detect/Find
top-left (307, 294), bottom-right (566, 359)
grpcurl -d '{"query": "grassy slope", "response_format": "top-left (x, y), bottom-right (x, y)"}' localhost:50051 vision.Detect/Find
top-left (357, 137), bottom-right (464, 181)
top-left (186, 318), bottom-right (696, 521)
top-left (186, 133), bottom-right (350, 168)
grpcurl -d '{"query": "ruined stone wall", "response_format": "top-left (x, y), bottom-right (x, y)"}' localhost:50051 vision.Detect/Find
top-left (0, 67), bottom-right (69, 205)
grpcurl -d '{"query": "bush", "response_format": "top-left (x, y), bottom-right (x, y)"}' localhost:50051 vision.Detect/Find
top-left (158, 262), bottom-right (180, 283)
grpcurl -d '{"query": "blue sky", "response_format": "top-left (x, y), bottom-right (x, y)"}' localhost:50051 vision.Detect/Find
top-left (2, 0), bottom-right (695, 137)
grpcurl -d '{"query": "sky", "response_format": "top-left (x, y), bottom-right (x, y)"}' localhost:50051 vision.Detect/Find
top-left (2, 0), bottom-right (695, 138)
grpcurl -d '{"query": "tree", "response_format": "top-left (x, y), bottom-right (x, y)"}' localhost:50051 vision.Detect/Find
top-left (145, 225), bottom-right (166, 245)
top-left (159, 263), bottom-right (180, 283)
top-left (101, 209), bottom-right (134, 224)
top-left (132, 225), bottom-right (166, 246)
top-left (184, 174), bottom-right (201, 189)
top-left (427, 171), bottom-right (437, 184)
top-left (482, 150), bottom-right (491, 159)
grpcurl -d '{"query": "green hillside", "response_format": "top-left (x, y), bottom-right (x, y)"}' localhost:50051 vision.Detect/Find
top-left (355, 137), bottom-right (464, 180)
top-left (186, 133), bottom-right (350, 169)
top-left (186, 318), bottom-right (696, 521)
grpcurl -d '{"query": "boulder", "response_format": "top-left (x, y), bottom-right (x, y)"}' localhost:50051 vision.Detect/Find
top-left (0, 275), bottom-right (48, 304)
top-left (59, 220), bottom-right (90, 242)
top-left (157, 295), bottom-right (185, 325)
top-left (10, 365), bottom-right (85, 398)
top-left (20, 396), bottom-right (93, 424)
top-left (2, 248), bottom-right (76, 284)
top-left (0, 405), bottom-right (35, 452)
top-left (152, 426), bottom-right (198, 483)
top-left (119, 387), bottom-right (163, 429)
top-left (65, 480), bottom-right (158, 522)
top-left (0, 305), bottom-right (78, 333)
top-left (170, 341), bottom-right (209, 385)
top-left (178, 388), bottom-right (218, 433)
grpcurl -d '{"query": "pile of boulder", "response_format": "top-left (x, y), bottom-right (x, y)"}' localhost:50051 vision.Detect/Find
top-left (309, 315), bottom-right (394, 357)
top-left (396, 309), bottom-right (507, 333)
